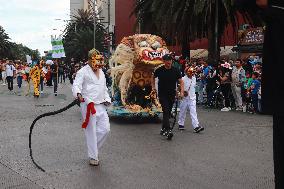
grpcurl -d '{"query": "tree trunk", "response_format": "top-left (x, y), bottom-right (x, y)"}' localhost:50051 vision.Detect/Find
top-left (208, 0), bottom-right (220, 66)
top-left (208, 24), bottom-right (214, 64)
top-left (181, 40), bottom-right (190, 59)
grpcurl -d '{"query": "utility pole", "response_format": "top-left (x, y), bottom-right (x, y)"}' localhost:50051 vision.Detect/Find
top-left (93, 0), bottom-right (96, 48)
top-left (214, 0), bottom-right (219, 65)
top-left (107, 0), bottom-right (111, 58)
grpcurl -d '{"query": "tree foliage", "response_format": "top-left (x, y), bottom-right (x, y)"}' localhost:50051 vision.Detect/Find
top-left (0, 25), bottom-right (40, 61)
top-left (133, 0), bottom-right (263, 62)
top-left (63, 9), bottom-right (107, 61)
top-left (0, 26), bottom-right (12, 58)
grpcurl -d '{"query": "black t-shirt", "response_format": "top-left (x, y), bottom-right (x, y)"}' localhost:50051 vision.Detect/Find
top-left (58, 65), bottom-right (64, 73)
top-left (154, 66), bottom-right (181, 96)
top-left (50, 64), bottom-right (58, 77)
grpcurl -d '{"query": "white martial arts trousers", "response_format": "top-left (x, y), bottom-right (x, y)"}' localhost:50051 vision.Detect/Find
top-left (178, 98), bottom-right (199, 129)
top-left (80, 102), bottom-right (110, 160)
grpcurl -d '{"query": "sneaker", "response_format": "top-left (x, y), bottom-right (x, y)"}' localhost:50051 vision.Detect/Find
top-left (165, 130), bottom-right (173, 140)
top-left (89, 159), bottom-right (99, 166)
top-left (178, 125), bottom-right (185, 130)
top-left (242, 106), bottom-right (247, 112)
top-left (221, 107), bottom-right (230, 112)
top-left (236, 107), bottom-right (242, 111)
top-left (160, 128), bottom-right (166, 136)
top-left (194, 126), bottom-right (205, 133)
top-left (250, 110), bottom-right (256, 114)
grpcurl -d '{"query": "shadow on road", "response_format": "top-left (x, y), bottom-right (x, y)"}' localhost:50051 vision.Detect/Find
top-left (110, 116), bottom-right (162, 124)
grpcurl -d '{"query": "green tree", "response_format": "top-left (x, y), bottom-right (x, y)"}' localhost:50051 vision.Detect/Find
top-left (0, 26), bottom-right (12, 59)
top-left (63, 9), bottom-right (107, 61)
top-left (0, 25), bottom-right (39, 61)
top-left (8, 43), bottom-right (40, 61)
top-left (134, 0), bottom-right (195, 57)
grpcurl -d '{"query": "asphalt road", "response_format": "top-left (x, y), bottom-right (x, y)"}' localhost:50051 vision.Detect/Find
top-left (0, 82), bottom-right (274, 189)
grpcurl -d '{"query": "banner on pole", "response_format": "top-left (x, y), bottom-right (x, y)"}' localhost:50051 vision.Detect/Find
top-left (51, 35), bottom-right (66, 58)
top-left (26, 55), bottom-right (32, 64)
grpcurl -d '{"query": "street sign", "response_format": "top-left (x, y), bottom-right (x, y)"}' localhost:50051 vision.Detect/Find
top-left (238, 27), bottom-right (264, 46)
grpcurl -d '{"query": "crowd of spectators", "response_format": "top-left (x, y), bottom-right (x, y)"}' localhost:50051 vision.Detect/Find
top-left (172, 56), bottom-right (262, 114)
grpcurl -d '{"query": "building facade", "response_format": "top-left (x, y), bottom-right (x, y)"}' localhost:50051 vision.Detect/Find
top-left (70, 0), bottom-right (115, 32)
top-left (97, 0), bottom-right (115, 33)
top-left (70, 0), bottom-right (88, 17)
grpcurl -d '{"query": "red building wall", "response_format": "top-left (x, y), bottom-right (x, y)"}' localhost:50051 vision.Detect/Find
top-left (163, 24), bottom-right (239, 54)
top-left (115, 0), bottom-right (136, 44)
top-left (190, 24), bottom-right (238, 50)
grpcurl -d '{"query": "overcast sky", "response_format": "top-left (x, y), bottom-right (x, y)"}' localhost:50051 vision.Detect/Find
top-left (0, 0), bottom-right (70, 55)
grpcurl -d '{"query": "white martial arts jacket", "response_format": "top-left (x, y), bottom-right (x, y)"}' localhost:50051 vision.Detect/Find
top-left (72, 65), bottom-right (111, 105)
top-left (182, 75), bottom-right (196, 100)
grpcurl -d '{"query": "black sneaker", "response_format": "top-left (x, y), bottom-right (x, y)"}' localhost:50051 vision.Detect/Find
top-left (165, 130), bottom-right (173, 140)
top-left (194, 126), bottom-right (204, 133)
top-left (160, 128), bottom-right (166, 136)
top-left (178, 125), bottom-right (185, 130)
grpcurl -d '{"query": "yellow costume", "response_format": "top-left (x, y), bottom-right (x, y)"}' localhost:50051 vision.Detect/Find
top-left (29, 65), bottom-right (41, 97)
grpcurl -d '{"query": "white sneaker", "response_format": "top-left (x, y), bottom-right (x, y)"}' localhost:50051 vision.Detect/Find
top-left (243, 106), bottom-right (247, 112)
top-left (221, 107), bottom-right (230, 112)
top-left (236, 107), bottom-right (242, 111)
top-left (89, 159), bottom-right (99, 166)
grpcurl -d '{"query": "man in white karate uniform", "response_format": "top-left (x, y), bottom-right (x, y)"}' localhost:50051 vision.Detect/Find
top-left (178, 67), bottom-right (204, 133)
top-left (72, 49), bottom-right (111, 166)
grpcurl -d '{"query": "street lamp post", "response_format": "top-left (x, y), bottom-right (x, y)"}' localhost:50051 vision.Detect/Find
top-left (214, 0), bottom-right (219, 65)
top-left (107, 0), bottom-right (111, 57)
top-left (93, 0), bottom-right (96, 49)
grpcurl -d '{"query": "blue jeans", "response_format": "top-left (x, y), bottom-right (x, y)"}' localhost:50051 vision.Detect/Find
top-left (40, 76), bottom-right (44, 91)
top-left (197, 81), bottom-right (205, 103)
top-left (17, 76), bottom-right (22, 88)
top-left (52, 76), bottom-right (57, 93)
top-left (252, 94), bottom-right (258, 112)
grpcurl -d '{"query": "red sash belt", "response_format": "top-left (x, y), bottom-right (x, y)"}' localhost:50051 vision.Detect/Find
top-left (82, 102), bottom-right (96, 129)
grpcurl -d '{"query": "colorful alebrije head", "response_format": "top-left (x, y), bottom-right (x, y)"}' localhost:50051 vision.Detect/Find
top-left (88, 48), bottom-right (105, 69)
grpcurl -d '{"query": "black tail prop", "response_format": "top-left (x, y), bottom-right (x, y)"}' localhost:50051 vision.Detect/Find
top-left (29, 99), bottom-right (80, 172)
top-left (171, 98), bottom-right (179, 130)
